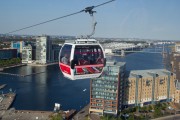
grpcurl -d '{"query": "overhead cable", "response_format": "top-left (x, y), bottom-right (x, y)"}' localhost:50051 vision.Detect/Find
top-left (5, 0), bottom-right (115, 34)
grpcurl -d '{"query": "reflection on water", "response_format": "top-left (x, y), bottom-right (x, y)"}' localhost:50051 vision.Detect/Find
top-left (0, 45), bottom-right (168, 111)
top-left (0, 65), bottom-right (90, 111)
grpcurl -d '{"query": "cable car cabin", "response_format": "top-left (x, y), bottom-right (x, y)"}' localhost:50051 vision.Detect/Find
top-left (59, 39), bottom-right (106, 80)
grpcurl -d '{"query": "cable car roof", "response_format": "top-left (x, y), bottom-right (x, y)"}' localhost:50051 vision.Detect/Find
top-left (64, 38), bottom-right (98, 44)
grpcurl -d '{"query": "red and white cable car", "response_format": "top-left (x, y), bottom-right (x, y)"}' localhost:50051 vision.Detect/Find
top-left (59, 6), bottom-right (107, 80)
top-left (59, 38), bottom-right (106, 80)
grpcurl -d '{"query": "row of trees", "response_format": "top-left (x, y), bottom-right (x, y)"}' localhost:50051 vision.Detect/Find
top-left (100, 102), bottom-right (170, 120)
top-left (0, 58), bottom-right (21, 68)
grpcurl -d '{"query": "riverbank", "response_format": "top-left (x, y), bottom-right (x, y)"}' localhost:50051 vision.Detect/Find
top-left (0, 64), bottom-right (27, 71)
top-left (1, 109), bottom-right (53, 120)
top-left (0, 93), bottom-right (16, 110)
top-left (0, 90), bottom-right (77, 120)
top-left (27, 62), bottom-right (58, 67)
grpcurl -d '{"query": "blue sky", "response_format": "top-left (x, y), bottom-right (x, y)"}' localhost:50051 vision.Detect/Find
top-left (0, 0), bottom-right (180, 40)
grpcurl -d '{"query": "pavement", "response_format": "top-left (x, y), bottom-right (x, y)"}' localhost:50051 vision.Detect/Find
top-left (152, 114), bottom-right (180, 120)
top-left (72, 104), bottom-right (101, 120)
top-left (73, 104), bottom-right (90, 120)
top-left (1, 109), bottom-right (52, 120)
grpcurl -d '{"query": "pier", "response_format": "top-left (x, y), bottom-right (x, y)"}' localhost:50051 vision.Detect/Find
top-left (0, 93), bottom-right (16, 110)
top-left (0, 71), bottom-right (46, 77)
top-left (0, 84), bottom-right (7, 90)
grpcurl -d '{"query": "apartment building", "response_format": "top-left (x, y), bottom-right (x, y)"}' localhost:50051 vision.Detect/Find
top-left (89, 62), bottom-right (126, 115)
top-left (22, 44), bottom-right (32, 63)
top-left (171, 42), bottom-right (180, 81)
top-left (36, 36), bottom-right (52, 64)
top-left (124, 69), bottom-right (176, 107)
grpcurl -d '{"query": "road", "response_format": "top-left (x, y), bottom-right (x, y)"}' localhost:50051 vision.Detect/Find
top-left (153, 114), bottom-right (180, 120)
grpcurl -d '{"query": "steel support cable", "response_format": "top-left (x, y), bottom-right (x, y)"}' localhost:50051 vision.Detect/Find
top-left (5, 11), bottom-right (83, 34)
top-left (5, 0), bottom-right (116, 34)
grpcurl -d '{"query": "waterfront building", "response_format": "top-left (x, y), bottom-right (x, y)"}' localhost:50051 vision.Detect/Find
top-left (89, 62), bottom-right (126, 115)
top-left (11, 41), bottom-right (25, 58)
top-left (36, 36), bottom-right (52, 64)
top-left (175, 42), bottom-right (180, 53)
top-left (52, 44), bottom-right (61, 62)
top-left (124, 69), bottom-right (176, 107)
top-left (171, 42), bottom-right (180, 81)
top-left (22, 45), bottom-right (32, 63)
top-left (0, 49), bottom-right (17, 60)
top-left (104, 49), bottom-right (113, 54)
top-left (174, 81), bottom-right (180, 103)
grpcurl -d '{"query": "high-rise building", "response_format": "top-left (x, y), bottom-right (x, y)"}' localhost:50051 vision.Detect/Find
top-left (171, 42), bottom-right (180, 81)
top-left (175, 42), bottom-right (180, 53)
top-left (89, 62), bottom-right (126, 115)
top-left (22, 45), bottom-right (32, 63)
top-left (124, 69), bottom-right (176, 107)
top-left (36, 36), bottom-right (52, 64)
top-left (11, 41), bottom-right (25, 58)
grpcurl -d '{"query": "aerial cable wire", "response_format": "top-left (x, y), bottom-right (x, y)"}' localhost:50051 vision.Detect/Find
top-left (5, 0), bottom-right (115, 34)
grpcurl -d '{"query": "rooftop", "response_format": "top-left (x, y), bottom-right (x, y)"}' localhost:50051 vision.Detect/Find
top-left (128, 69), bottom-right (172, 78)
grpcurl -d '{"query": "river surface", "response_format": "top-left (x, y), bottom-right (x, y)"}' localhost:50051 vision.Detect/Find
top-left (0, 45), bottom-right (170, 111)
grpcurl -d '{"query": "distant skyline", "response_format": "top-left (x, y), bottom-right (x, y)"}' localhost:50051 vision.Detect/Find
top-left (0, 0), bottom-right (180, 40)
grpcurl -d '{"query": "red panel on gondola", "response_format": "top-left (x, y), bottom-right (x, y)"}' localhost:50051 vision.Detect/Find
top-left (59, 63), bottom-right (71, 75)
top-left (76, 68), bottom-right (84, 74)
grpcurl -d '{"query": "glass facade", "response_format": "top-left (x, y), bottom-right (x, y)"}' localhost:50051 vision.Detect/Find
top-left (11, 41), bottom-right (25, 58)
top-left (89, 62), bottom-right (126, 115)
top-left (0, 49), bottom-right (17, 60)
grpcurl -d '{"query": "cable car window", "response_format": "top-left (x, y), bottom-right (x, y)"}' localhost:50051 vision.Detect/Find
top-left (60, 44), bottom-right (72, 66)
top-left (74, 45), bottom-right (104, 75)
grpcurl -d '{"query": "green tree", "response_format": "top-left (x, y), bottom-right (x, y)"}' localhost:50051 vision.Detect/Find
top-left (0, 58), bottom-right (21, 68)
top-left (50, 113), bottom-right (63, 120)
top-left (148, 105), bottom-right (153, 111)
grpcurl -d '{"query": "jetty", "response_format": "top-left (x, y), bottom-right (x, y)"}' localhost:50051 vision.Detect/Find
top-left (0, 93), bottom-right (16, 110)
top-left (0, 84), bottom-right (7, 90)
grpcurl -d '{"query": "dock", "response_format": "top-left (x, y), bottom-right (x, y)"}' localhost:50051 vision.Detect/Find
top-left (0, 84), bottom-right (7, 90)
top-left (0, 93), bottom-right (16, 110)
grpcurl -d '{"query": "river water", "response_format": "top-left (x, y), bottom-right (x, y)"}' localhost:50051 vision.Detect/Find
top-left (0, 45), bottom-right (169, 111)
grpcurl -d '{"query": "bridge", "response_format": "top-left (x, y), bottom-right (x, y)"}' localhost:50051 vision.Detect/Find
top-left (124, 50), bottom-right (167, 54)
top-left (106, 45), bottom-right (168, 56)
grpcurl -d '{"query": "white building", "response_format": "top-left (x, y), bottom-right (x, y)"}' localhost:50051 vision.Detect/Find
top-left (36, 36), bottom-right (52, 64)
top-left (22, 45), bottom-right (32, 63)
top-left (104, 48), bottom-right (112, 54)
top-left (175, 42), bottom-right (180, 53)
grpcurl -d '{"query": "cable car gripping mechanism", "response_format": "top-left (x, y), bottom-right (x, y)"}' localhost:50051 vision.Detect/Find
top-left (78, 6), bottom-right (97, 39)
